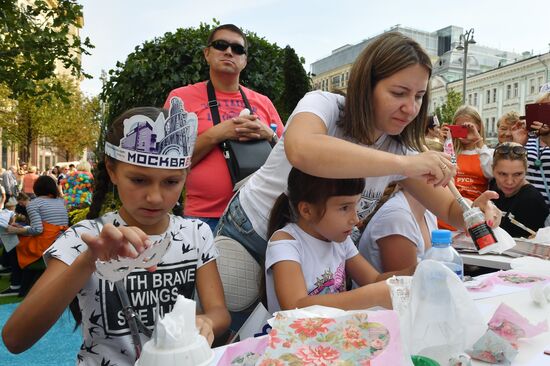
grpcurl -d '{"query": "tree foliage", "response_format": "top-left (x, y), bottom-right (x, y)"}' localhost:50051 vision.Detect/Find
top-left (435, 89), bottom-right (463, 125)
top-left (0, 78), bottom-right (100, 163)
top-left (280, 46), bottom-right (311, 121)
top-left (36, 80), bottom-right (101, 160)
top-left (0, 0), bottom-right (93, 100)
top-left (102, 21), bottom-right (310, 129)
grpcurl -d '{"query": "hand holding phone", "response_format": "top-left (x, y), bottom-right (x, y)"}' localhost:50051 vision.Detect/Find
top-left (447, 125), bottom-right (468, 138)
top-left (525, 103), bottom-right (550, 130)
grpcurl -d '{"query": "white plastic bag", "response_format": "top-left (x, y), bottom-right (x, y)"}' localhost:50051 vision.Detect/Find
top-left (405, 260), bottom-right (485, 364)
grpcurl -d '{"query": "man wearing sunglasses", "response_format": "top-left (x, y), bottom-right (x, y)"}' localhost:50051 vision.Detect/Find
top-left (164, 24), bottom-right (283, 232)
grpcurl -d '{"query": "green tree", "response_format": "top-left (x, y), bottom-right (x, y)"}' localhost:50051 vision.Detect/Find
top-left (280, 46), bottom-right (311, 121)
top-left (102, 21), bottom-right (308, 128)
top-left (37, 80), bottom-right (101, 160)
top-left (0, 78), bottom-right (100, 163)
top-left (0, 0), bottom-right (93, 100)
top-left (435, 89), bottom-right (462, 125)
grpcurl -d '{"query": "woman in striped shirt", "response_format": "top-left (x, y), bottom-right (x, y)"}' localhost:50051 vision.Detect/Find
top-left (7, 175), bottom-right (68, 296)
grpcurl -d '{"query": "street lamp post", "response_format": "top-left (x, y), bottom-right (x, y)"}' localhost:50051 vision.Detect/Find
top-left (456, 28), bottom-right (476, 104)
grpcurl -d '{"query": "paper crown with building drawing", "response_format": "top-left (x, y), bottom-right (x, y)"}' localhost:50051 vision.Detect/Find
top-left (104, 97), bottom-right (198, 169)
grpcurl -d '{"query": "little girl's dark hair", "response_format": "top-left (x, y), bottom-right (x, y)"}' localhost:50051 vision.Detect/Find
top-left (267, 167), bottom-right (365, 238)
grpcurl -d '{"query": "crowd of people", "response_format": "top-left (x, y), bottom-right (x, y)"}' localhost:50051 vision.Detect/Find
top-left (0, 24), bottom-right (548, 365)
top-left (0, 162), bottom-right (94, 297)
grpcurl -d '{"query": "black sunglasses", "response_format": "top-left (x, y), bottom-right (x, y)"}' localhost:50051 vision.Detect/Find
top-left (208, 39), bottom-right (247, 55)
top-left (494, 145), bottom-right (527, 156)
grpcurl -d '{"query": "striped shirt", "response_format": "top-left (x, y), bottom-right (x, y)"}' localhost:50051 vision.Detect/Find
top-left (526, 137), bottom-right (550, 207)
top-left (26, 197), bottom-right (68, 236)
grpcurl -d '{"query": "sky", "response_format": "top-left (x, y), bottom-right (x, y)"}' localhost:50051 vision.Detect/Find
top-left (79, 0), bottom-right (550, 96)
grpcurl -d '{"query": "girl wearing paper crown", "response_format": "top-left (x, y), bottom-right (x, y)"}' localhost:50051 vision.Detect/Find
top-left (3, 98), bottom-right (231, 365)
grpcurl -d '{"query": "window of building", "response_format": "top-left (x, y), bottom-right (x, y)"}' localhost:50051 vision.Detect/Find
top-left (486, 90), bottom-right (491, 104)
top-left (492, 117), bottom-right (496, 135)
top-left (473, 92), bottom-right (478, 106)
top-left (530, 79), bottom-right (536, 95)
top-left (538, 76), bottom-right (544, 91)
top-left (506, 84), bottom-right (511, 99)
top-left (492, 88), bottom-right (497, 103)
top-left (513, 82), bottom-right (518, 97)
top-left (468, 94), bottom-right (472, 105)
top-left (332, 75), bottom-right (340, 88)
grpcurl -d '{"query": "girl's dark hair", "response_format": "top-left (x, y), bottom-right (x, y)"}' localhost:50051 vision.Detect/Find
top-left (267, 168), bottom-right (365, 238)
top-left (340, 32), bottom-right (432, 151)
top-left (33, 176), bottom-right (61, 197)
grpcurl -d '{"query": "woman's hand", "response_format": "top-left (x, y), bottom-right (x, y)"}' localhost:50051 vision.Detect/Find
top-left (461, 122), bottom-right (483, 147)
top-left (400, 151), bottom-right (455, 188)
top-left (511, 120), bottom-right (528, 145)
top-left (440, 125), bottom-right (450, 139)
top-left (196, 315), bottom-right (215, 346)
top-left (531, 121), bottom-right (550, 136)
top-left (80, 224), bottom-right (152, 267)
top-left (472, 191), bottom-right (502, 228)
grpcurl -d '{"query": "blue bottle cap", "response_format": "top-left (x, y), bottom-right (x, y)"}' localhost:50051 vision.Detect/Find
top-left (431, 229), bottom-right (452, 246)
top-left (270, 123), bottom-right (277, 132)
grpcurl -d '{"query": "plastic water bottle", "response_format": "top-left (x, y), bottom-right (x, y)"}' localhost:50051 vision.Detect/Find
top-left (424, 229), bottom-right (464, 280)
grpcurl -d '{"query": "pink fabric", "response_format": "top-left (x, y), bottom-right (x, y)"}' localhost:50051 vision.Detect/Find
top-left (165, 81), bottom-right (282, 217)
top-left (488, 303), bottom-right (548, 346)
top-left (216, 336), bottom-right (268, 366)
top-left (467, 271), bottom-right (550, 292)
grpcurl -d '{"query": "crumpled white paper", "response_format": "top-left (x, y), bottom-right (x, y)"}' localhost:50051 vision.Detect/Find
top-left (95, 235), bottom-right (171, 282)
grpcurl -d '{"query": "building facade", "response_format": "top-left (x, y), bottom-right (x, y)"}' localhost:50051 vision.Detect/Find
top-left (311, 24), bottom-right (521, 94)
top-left (431, 52), bottom-right (550, 140)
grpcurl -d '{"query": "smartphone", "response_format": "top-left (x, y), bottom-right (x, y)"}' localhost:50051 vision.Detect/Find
top-left (447, 125), bottom-right (468, 138)
top-left (525, 103), bottom-right (550, 130)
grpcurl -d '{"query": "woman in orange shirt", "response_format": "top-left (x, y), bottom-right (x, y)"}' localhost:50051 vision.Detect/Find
top-left (439, 106), bottom-right (494, 230)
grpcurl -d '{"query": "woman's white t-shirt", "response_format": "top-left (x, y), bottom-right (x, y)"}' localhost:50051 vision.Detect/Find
top-left (358, 190), bottom-right (437, 272)
top-left (240, 91), bottom-right (411, 240)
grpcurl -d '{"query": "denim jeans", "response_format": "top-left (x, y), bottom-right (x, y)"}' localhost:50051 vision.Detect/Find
top-left (215, 193), bottom-right (268, 265)
top-left (184, 216), bottom-right (219, 234)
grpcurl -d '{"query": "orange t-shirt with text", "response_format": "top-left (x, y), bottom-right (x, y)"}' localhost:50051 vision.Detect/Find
top-left (438, 153), bottom-right (489, 230)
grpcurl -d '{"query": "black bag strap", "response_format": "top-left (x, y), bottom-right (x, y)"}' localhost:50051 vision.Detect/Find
top-left (207, 80), bottom-right (254, 164)
top-left (206, 80), bottom-right (252, 127)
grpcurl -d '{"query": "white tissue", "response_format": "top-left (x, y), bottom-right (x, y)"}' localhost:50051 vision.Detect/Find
top-left (510, 256), bottom-right (550, 275)
top-left (534, 227), bottom-right (550, 244)
top-left (480, 227), bottom-right (516, 254)
top-left (155, 295), bottom-right (197, 349)
top-left (530, 284), bottom-right (550, 306)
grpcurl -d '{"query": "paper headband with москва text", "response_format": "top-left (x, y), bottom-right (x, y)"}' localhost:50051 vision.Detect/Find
top-left (104, 97), bottom-right (198, 169)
